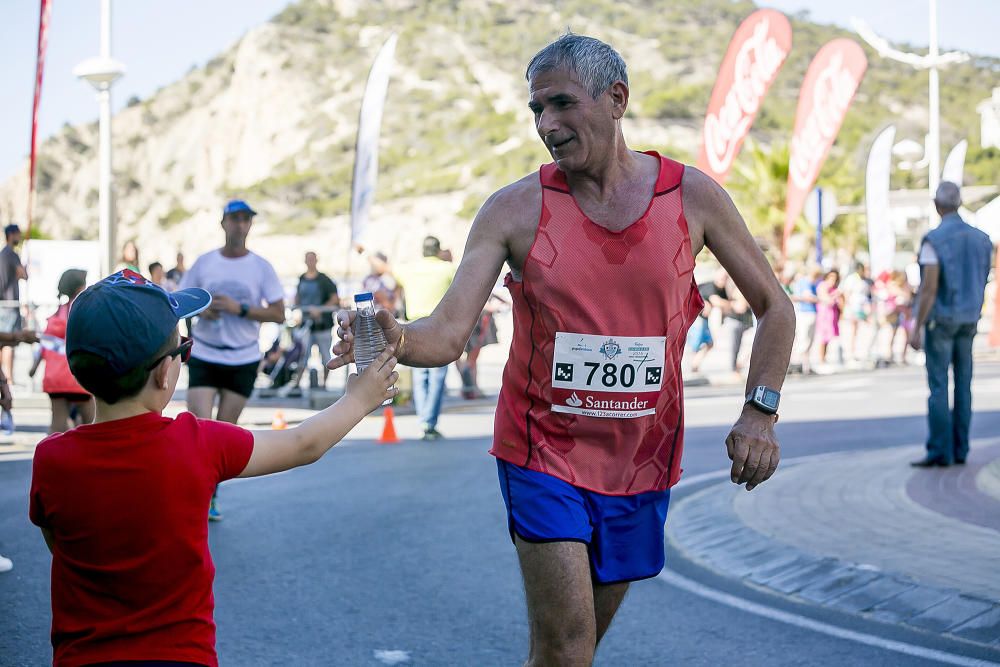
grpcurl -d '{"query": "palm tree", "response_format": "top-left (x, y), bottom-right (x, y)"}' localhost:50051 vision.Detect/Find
top-left (728, 140), bottom-right (792, 260)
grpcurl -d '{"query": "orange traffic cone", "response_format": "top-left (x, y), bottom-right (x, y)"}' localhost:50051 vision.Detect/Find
top-left (271, 410), bottom-right (288, 430)
top-left (378, 406), bottom-right (401, 444)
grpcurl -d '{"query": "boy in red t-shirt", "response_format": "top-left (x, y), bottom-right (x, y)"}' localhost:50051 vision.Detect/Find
top-left (29, 269), bottom-right (397, 667)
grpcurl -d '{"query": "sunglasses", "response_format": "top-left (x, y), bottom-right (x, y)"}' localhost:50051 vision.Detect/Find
top-left (147, 336), bottom-right (193, 370)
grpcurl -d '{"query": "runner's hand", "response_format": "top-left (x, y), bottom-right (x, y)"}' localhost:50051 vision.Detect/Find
top-left (209, 294), bottom-right (239, 315)
top-left (344, 346), bottom-right (398, 411)
top-left (726, 407), bottom-right (780, 491)
top-left (909, 326), bottom-right (923, 351)
top-left (329, 309), bottom-right (403, 371)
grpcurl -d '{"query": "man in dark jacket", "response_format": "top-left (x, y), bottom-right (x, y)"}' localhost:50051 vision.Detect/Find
top-left (910, 181), bottom-right (994, 467)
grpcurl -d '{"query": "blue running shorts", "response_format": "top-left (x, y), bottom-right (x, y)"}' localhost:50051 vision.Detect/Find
top-left (496, 459), bottom-right (671, 584)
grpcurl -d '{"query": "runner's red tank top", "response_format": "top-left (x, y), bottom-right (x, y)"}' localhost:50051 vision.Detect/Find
top-left (490, 152), bottom-right (703, 495)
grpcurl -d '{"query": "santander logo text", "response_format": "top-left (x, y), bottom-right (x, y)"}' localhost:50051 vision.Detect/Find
top-left (704, 18), bottom-right (789, 175)
top-left (789, 52), bottom-right (863, 190)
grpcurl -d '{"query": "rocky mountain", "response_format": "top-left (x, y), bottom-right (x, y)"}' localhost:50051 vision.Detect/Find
top-left (1, 0), bottom-right (997, 278)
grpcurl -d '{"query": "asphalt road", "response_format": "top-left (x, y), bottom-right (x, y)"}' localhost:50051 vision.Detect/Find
top-left (3, 361), bottom-right (1000, 666)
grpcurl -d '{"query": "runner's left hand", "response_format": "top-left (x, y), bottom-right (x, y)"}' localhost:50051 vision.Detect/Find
top-left (726, 407), bottom-right (780, 491)
top-left (210, 294), bottom-right (239, 315)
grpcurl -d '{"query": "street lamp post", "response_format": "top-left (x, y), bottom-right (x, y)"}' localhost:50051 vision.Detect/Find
top-left (853, 1), bottom-right (968, 228)
top-left (73, 0), bottom-right (124, 277)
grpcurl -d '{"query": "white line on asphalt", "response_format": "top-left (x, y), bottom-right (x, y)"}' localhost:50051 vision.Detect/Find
top-left (654, 568), bottom-right (999, 667)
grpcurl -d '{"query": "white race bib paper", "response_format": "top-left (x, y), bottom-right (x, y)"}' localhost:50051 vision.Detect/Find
top-left (550, 332), bottom-right (666, 418)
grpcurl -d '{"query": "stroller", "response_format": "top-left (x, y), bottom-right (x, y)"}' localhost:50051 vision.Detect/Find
top-left (260, 318), bottom-right (313, 397)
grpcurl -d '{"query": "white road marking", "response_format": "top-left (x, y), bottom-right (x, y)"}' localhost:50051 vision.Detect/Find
top-left (655, 568), bottom-right (999, 667)
top-left (373, 649), bottom-right (411, 664)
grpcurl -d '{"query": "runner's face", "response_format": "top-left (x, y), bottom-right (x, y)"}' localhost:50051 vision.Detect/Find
top-left (222, 213), bottom-right (253, 247)
top-left (528, 68), bottom-right (616, 172)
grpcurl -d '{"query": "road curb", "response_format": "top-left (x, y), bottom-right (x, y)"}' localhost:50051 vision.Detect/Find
top-left (666, 452), bottom-right (1000, 652)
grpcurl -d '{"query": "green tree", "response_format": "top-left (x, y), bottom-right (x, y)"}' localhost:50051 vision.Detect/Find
top-left (728, 140), bottom-right (792, 259)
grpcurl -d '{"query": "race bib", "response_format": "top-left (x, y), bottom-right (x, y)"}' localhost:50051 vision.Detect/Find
top-left (551, 332), bottom-right (666, 418)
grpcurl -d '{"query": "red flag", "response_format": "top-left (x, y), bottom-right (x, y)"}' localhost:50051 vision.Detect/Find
top-left (27, 0), bottom-right (52, 238)
top-left (697, 9), bottom-right (792, 184)
top-left (783, 39), bottom-right (867, 255)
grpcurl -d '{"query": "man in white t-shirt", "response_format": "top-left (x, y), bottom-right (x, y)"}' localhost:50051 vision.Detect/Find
top-left (179, 199), bottom-right (285, 519)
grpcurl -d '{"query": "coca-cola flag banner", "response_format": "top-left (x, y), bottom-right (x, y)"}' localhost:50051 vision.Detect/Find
top-left (784, 39), bottom-right (867, 254)
top-left (697, 9), bottom-right (792, 184)
top-left (28, 0), bottom-right (52, 237)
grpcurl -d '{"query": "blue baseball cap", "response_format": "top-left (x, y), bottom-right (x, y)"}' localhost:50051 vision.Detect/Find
top-left (66, 269), bottom-right (212, 374)
top-left (223, 199), bottom-right (256, 217)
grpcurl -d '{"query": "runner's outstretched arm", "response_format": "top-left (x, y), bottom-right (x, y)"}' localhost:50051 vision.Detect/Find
top-left (684, 167), bottom-right (795, 492)
top-left (330, 186), bottom-right (516, 369)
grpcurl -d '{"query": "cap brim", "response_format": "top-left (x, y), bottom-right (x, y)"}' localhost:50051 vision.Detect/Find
top-left (168, 288), bottom-right (212, 318)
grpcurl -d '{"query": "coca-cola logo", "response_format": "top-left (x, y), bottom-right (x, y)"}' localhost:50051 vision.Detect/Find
top-left (789, 52), bottom-right (862, 190)
top-left (704, 18), bottom-right (789, 175)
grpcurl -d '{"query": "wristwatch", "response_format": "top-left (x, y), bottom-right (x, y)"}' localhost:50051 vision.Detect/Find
top-left (238, 303), bottom-right (250, 318)
top-left (745, 385), bottom-right (780, 416)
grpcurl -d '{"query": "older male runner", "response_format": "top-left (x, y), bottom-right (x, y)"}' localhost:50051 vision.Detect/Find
top-left (331, 34), bottom-right (794, 666)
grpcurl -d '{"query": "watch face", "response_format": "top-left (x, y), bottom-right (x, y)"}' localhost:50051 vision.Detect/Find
top-left (760, 388), bottom-right (780, 410)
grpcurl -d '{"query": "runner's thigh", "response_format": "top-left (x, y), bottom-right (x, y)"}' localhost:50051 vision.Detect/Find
top-left (515, 537), bottom-right (596, 641)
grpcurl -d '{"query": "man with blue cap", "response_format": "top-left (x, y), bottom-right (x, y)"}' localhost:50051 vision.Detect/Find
top-left (179, 199), bottom-right (285, 520)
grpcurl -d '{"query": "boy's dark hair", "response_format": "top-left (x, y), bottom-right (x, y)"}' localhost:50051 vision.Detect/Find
top-left (69, 332), bottom-right (177, 404)
top-left (148, 261), bottom-right (163, 274)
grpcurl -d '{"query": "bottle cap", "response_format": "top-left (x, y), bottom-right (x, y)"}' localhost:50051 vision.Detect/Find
top-left (353, 292), bottom-right (374, 303)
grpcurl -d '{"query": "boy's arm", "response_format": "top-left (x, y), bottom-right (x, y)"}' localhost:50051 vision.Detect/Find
top-left (40, 527), bottom-right (54, 553)
top-left (237, 348), bottom-right (397, 477)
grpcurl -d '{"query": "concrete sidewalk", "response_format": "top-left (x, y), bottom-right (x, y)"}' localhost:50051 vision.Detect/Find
top-left (667, 439), bottom-right (1000, 651)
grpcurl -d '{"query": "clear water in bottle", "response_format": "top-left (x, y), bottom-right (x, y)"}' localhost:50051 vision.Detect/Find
top-left (352, 292), bottom-right (392, 405)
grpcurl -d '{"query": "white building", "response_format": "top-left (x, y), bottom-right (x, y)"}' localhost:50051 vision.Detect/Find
top-left (979, 87), bottom-right (1000, 150)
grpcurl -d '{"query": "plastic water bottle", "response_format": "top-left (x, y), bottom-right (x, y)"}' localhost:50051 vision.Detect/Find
top-left (1, 409), bottom-right (13, 436)
top-left (352, 292), bottom-right (393, 405)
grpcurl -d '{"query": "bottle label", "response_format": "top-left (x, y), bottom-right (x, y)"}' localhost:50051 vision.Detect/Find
top-left (550, 332), bottom-right (666, 419)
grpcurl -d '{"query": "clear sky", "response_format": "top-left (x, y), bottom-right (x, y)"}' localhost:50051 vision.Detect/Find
top-left (2, 0), bottom-right (998, 181)
top-left (0, 0), bottom-right (293, 181)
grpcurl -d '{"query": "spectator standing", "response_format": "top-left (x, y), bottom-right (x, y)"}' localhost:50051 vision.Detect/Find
top-left (790, 266), bottom-right (821, 374)
top-left (723, 280), bottom-right (754, 373)
top-left (686, 280), bottom-right (716, 374)
top-left (166, 252), bottom-right (186, 285)
top-left (179, 199), bottom-right (285, 519)
top-left (0, 312), bottom-right (37, 573)
top-left (0, 224), bottom-right (27, 386)
top-left (457, 293), bottom-right (508, 398)
top-left (815, 269), bottom-right (842, 368)
top-left (117, 240), bottom-right (140, 273)
top-left (394, 236), bottom-right (456, 439)
top-left (39, 270), bottom-right (94, 433)
top-left (362, 251), bottom-right (400, 315)
top-left (148, 262), bottom-right (176, 291)
top-left (909, 182), bottom-right (993, 467)
top-left (295, 251), bottom-right (339, 387)
top-left (841, 262), bottom-right (874, 362)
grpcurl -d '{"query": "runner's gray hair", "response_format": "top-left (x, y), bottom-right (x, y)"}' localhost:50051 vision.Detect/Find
top-left (525, 33), bottom-right (628, 99)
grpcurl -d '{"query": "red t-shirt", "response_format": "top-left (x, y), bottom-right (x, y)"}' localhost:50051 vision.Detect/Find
top-left (29, 411), bottom-right (254, 667)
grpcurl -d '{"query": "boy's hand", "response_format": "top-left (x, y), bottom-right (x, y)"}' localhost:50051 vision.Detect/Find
top-left (345, 346), bottom-right (398, 412)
